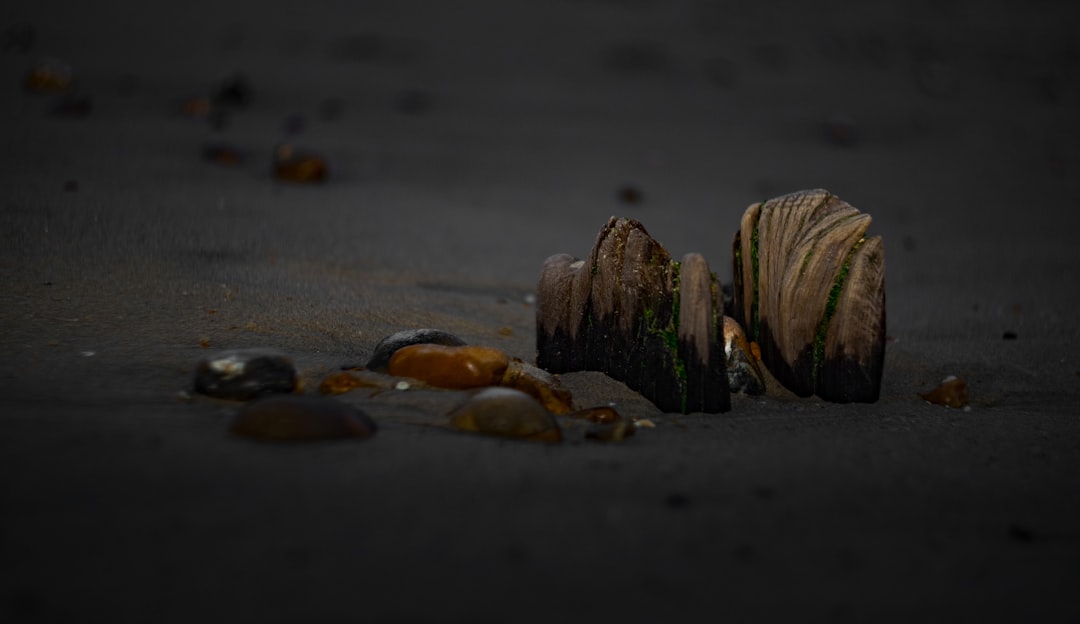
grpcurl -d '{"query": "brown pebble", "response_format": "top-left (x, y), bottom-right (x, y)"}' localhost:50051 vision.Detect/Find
top-left (448, 388), bottom-right (561, 443)
top-left (617, 185), bottom-right (643, 205)
top-left (180, 96), bottom-right (213, 118)
top-left (193, 348), bottom-right (297, 400)
top-left (389, 344), bottom-right (509, 389)
top-left (568, 406), bottom-right (621, 424)
top-left (585, 419), bottom-right (636, 442)
top-left (25, 58), bottom-right (71, 92)
top-left (918, 375), bottom-right (968, 408)
top-left (364, 328), bottom-right (466, 372)
top-left (274, 144), bottom-right (327, 182)
top-left (318, 370), bottom-right (398, 394)
top-left (499, 360), bottom-right (574, 414)
top-left (230, 395), bottom-right (376, 441)
top-left (319, 371), bottom-right (366, 395)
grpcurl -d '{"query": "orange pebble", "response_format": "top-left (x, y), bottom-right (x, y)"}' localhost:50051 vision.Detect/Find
top-left (388, 344), bottom-right (510, 389)
top-left (918, 375), bottom-right (969, 408)
top-left (568, 406), bottom-right (621, 423)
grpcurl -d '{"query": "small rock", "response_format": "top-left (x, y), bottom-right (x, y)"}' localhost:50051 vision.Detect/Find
top-left (179, 96), bottom-right (213, 118)
top-left (822, 113), bottom-right (859, 147)
top-left (230, 395), bottom-right (376, 441)
top-left (202, 142), bottom-right (246, 166)
top-left (448, 387), bottom-right (561, 443)
top-left (585, 419), bottom-right (635, 442)
top-left (723, 316), bottom-right (765, 395)
top-left (918, 375), bottom-right (968, 408)
top-left (214, 73), bottom-right (252, 109)
top-left (665, 492), bottom-right (691, 509)
top-left (318, 371), bottom-right (368, 395)
top-left (616, 185), bottom-right (643, 205)
top-left (25, 57), bottom-right (71, 92)
top-left (365, 328), bottom-right (466, 372)
top-left (193, 348), bottom-right (297, 400)
top-left (273, 144), bottom-right (327, 182)
top-left (388, 344), bottom-right (509, 389)
top-left (568, 406), bottom-right (621, 424)
top-left (500, 359), bottom-right (574, 414)
top-left (318, 369), bottom-right (401, 394)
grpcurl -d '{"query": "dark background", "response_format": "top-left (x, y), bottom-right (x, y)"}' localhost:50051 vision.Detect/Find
top-left (2, 1), bottom-right (1079, 622)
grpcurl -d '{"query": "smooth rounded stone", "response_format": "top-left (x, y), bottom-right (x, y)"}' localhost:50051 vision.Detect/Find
top-left (568, 405), bottom-right (621, 424)
top-left (448, 388), bottom-right (561, 443)
top-left (273, 144), bottom-right (327, 183)
top-left (193, 348), bottom-right (296, 400)
top-left (499, 360), bottom-right (574, 414)
top-left (365, 328), bottom-right (466, 372)
top-left (388, 344), bottom-right (509, 389)
top-left (214, 73), bottom-right (252, 109)
top-left (230, 395), bottom-right (376, 441)
top-left (25, 57), bottom-right (72, 92)
top-left (918, 375), bottom-right (969, 408)
top-left (585, 419), bottom-right (636, 442)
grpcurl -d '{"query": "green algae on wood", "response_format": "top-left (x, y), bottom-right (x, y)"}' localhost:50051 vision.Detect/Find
top-left (536, 217), bottom-right (730, 414)
top-left (730, 189), bottom-right (885, 403)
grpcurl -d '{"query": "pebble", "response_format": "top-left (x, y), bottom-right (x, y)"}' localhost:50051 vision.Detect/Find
top-left (214, 73), bottom-right (252, 109)
top-left (365, 328), bottom-right (466, 372)
top-left (273, 144), bottom-right (327, 182)
top-left (616, 185), bottom-right (643, 205)
top-left (179, 96), bottom-right (213, 118)
top-left (918, 375), bottom-right (968, 408)
top-left (230, 395), bottom-right (376, 441)
top-left (318, 370), bottom-right (401, 394)
top-left (193, 348), bottom-right (297, 400)
top-left (25, 57), bottom-right (71, 92)
top-left (585, 419), bottom-right (635, 442)
top-left (568, 406), bottom-right (621, 424)
top-left (500, 360), bottom-right (574, 414)
top-left (822, 113), bottom-right (860, 147)
top-left (388, 344), bottom-right (509, 389)
top-left (447, 388), bottom-right (561, 443)
top-left (723, 316), bottom-right (766, 395)
top-left (319, 371), bottom-right (369, 395)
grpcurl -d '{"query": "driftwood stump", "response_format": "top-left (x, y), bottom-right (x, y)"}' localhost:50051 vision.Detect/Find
top-left (536, 217), bottom-right (730, 414)
top-left (731, 189), bottom-right (885, 402)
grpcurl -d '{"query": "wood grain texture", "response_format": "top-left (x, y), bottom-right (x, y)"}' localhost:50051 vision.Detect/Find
top-left (537, 217), bottom-right (729, 413)
top-left (731, 189), bottom-right (886, 402)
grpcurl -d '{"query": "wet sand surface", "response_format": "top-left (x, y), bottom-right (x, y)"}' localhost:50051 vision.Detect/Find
top-left (2, 1), bottom-right (1080, 621)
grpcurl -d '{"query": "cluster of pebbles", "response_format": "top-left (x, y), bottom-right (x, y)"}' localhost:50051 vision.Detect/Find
top-left (192, 329), bottom-right (647, 444)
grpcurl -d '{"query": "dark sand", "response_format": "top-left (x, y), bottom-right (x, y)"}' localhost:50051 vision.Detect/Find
top-left (2, 1), bottom-right (1079, 621)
